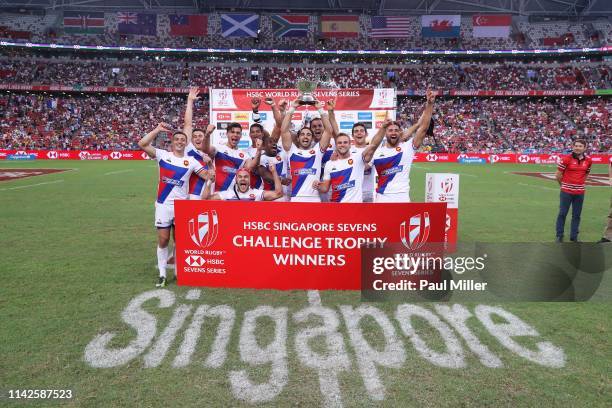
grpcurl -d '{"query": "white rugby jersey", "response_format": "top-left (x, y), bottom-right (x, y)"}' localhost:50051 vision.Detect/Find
top-left (155, 148), bottom-right (205, 205)
top-left (186, 142), bottom-right (211, 199)
top-left (351, 146), bottom-right (375, 198)
top-left (218, 187), bottom-right (265, 201)
top-left (323, 152), bottom-right (366, 203)
top-left (372, 139), bottom-right (416, 195)
top-left (287, 143), bottom-right (324, 199)
top-left (212, 142), bottom-right (249, 192)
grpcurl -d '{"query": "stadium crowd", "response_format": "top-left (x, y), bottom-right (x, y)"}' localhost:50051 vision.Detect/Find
top-left (1, 92), bottom-right (609, 154)
top-left (1, 57), bottom-right (610, 90)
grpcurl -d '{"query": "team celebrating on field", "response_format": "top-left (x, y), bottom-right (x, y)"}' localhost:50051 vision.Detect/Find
top-left (138, 87), bottom-right (605, 287)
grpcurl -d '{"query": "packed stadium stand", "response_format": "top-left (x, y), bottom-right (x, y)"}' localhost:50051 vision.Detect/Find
top-left (1, 0), bottom-right (610, 155)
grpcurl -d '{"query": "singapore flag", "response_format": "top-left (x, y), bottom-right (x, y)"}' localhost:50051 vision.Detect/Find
top-left (472, 14), bottom-right (512, 38)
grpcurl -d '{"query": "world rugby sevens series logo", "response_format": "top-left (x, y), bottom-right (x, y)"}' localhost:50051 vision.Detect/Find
top-left (189, 211), bottom-right (219, 248)
top-left (400, 212), bottom-right (430, 250)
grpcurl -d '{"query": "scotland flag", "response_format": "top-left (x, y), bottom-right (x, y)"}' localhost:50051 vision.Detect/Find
top-left (221, 14), bottom-right (259, 38)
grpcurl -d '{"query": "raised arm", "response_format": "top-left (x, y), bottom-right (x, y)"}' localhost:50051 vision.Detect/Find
top-left (244, 144), bottom-right (263, 171)
top-left (316, 100), bottom-right (333, 152)
top-left (262, 163), bottom-right (283, 200)
top-left (183, 87), bottom-right (200, 143)
top-left (251, 97), bottom-right (262, 123)
top-left (138, 122), bottom-right (170, 158)
top-left (412, 89), bottom-right (436, 149)
top-left (202, 123), bottom-right (216, 157)
top-left (281, 99), bottom-right (300, 152)
top-left (326, 98), bottom-right (340, 138)
top-left (362, 119), bottom-right (390, 163)
top-left (401, 112), bottom-right (423, 142)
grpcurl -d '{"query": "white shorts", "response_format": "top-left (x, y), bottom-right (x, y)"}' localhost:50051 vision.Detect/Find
top-left (375, 192), bottom-right (411, 203)
top-left (291, 196), bottom-right (321, 203)
top-left (155, 202), bottom-right (175, 228)
top-left (362, 191), bottom-right (374, 203)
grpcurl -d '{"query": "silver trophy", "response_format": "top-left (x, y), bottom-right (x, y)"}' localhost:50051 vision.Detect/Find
top-left (296, 77), bottom-right (319, 105)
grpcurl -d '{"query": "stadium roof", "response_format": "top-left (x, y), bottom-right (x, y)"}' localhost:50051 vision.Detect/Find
top-left (0, 0), bottom-right (610, 17)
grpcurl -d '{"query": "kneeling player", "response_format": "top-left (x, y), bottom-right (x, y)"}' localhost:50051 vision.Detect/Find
top-left (203, 165), bottom-right (283, 201)
top-left (138, 123), bottom-right (211, 288)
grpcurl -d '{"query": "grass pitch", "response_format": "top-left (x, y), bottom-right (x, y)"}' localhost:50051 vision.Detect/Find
top-left (0, 160), bottom-right (610, 407)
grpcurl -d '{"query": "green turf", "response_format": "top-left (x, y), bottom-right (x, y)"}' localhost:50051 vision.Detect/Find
top-left (0, 160), bottom-right (610, 407)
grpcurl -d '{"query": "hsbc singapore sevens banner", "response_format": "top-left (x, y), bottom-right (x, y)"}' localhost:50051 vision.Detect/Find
top-left (209, 88), bottom-right (396, 148)
top-left (174, 201), bottom-right (447, 290)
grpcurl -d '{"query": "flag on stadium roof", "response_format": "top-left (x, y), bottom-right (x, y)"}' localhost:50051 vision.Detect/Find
top-left (320, 15), bottom-right (359, 38)
top-left (271, 15), bottom-right (309, 38)
top-left (168, 14), bottom-right (207, 37)
top-left (369, 16), bottom-right (412, 38)
top-left (472, 14), bottom-right (512, 38)
top-left (421, 15), bottom-right (460, 38)
top-left (221, 14), bottom-right (259, 38)
top-left (63, 11), bottom-right (105, 35)
top-left (117, 12), bottom-right (157, 36)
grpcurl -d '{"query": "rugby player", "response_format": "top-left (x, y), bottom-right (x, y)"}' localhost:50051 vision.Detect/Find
top-left (350, 122), bottom-right (376, 202)
top-left (138, 122), bottom-right (211, 288)
top-left (203, 122), bottom-right (261, 193)
top-left (258, 131), bottom-right (291, 201)
top-left (372, 89), bottom-right (435, 203)
top-left (183, 87), bottom-right (215, 200)
top-left (203, 164), bottom-right (283, 201)
top-left (314, 120), bottom-right (388, 203)
top-left (280, 99), bottom-right (334, 202)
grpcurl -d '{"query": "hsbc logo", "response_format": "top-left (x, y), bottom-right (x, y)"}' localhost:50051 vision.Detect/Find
top-left (445, 213), bottom-right (451, 233)
top-left (79, 151), bottom-right (89, 160)
top-left (110, 151), bottom-right (122, 160)
top-left (518, 155), bottom-right (530, 163)
top-left (489, 155), bottom-right (498, 163)
top-left (141, 151), bottom-right (151, 160)
top-left (441, 178), bottom-right (453, 193)
top-left (189, 211), bottom-right (219, 248)
top-left (185, 255), bottom-right (205, 267)
top-left (400, 212), bottom-right (430, 250)
top-left (47, 151), bottom-right (58, 159)
top-left (426, 154), bottom-right (438, 162)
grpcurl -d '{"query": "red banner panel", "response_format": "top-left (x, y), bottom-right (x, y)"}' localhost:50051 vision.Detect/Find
top-left (174, 201), bottom-right (447, 290)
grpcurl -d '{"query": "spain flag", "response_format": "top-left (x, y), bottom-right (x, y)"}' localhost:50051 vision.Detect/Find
top-left (320, 15), bottom-right (359, 38)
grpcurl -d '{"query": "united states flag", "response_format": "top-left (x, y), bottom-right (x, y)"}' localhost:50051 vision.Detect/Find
top-left (370, 16), bottom-right (412, 38)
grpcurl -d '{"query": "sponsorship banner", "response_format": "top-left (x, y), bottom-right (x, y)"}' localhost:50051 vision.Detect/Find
top-left (0, 150), bottom-right (151, 160)
top-left (449, 89), bottom-right (598, 96)
top-left (0, 150), bottom-right (608, 163)
top-left (2, 40), bottom-right (610, 56)
top-left (210, 88), bottom-right (396, 146)
top-left (174, 201), bottom-right (447, 290)
top-left (425, 173), bottom-right (459, 245)
top-left (0, 84), bottom-right (195, 94)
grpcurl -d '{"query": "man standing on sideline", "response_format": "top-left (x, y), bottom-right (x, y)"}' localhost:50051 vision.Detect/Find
top-left (597, 158), bottom-right (612, 243)
top-left (555, 139), bottom-right (592, 242)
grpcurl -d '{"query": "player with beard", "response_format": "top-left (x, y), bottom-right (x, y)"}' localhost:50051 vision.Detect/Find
top-left (183, 87), bottom-right (215, 200)
top-left (203, 165), bottom-right (283, 201)
top-left (138, 123), bottom-right (212, 288)
top-left (280, 99), bottom-right (333, 202)
top-left (203, 122), bottom-right (261, 193)
top-left (314, 120), bottom-right (388, 203)
top-left (372, 89), bottom-right (435, 203)
top-left (258, 131), bottom-right (291, 201)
